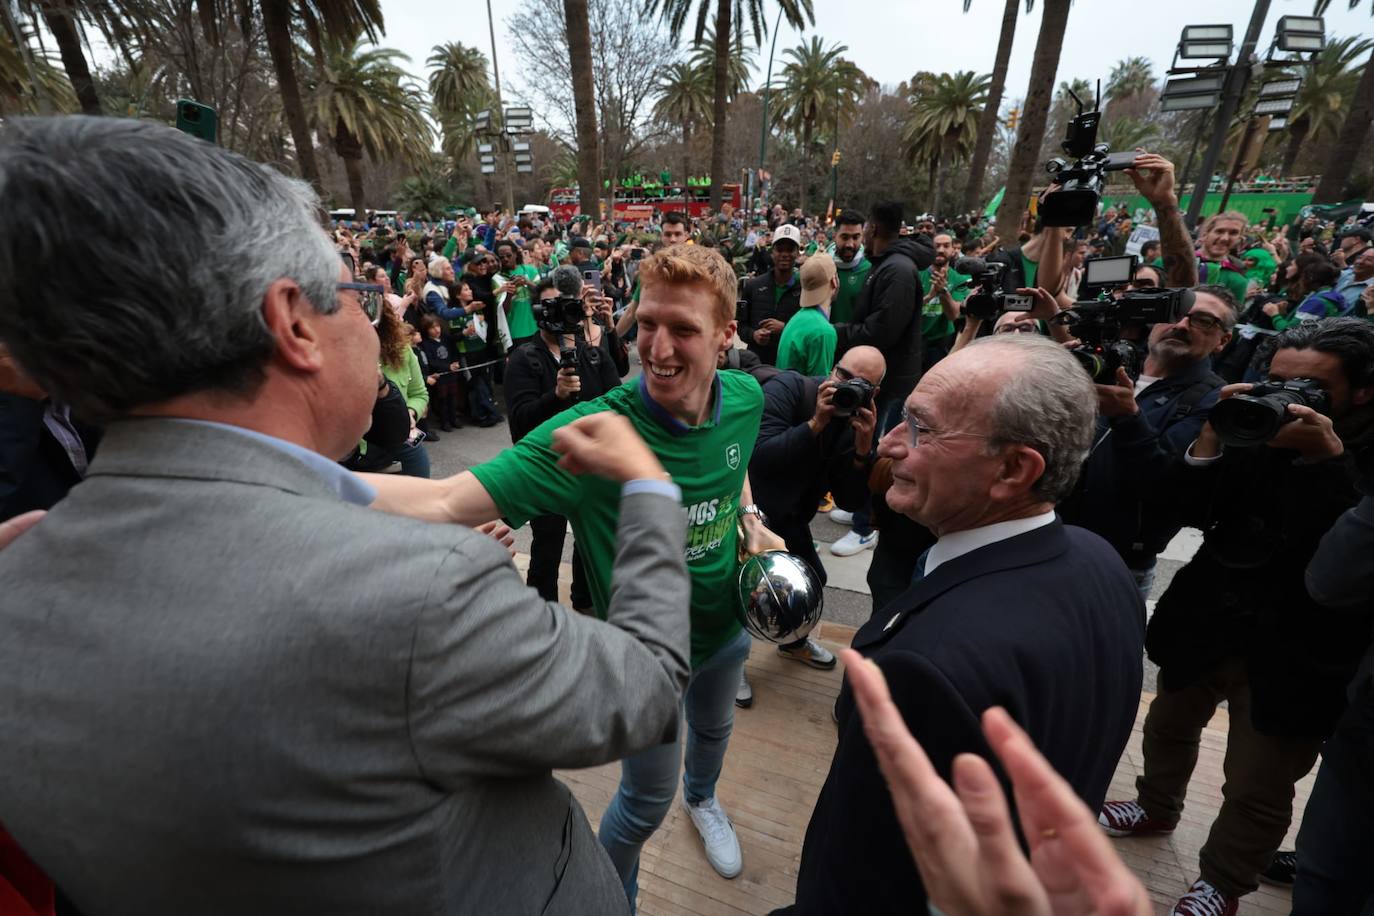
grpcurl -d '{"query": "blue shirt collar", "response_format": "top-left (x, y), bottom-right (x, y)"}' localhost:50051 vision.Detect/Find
top-left (637, 372), bottom-right (722, 437)
top-left (169, 419), bottom-right (377, 505)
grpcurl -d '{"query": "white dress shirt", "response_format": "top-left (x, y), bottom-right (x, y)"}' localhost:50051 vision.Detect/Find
top-left (923, 509), bottom-right (1058, 576)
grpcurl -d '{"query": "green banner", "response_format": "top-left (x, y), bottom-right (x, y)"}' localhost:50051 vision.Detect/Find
top-left (1101, 190), bottom-right (1315, 226)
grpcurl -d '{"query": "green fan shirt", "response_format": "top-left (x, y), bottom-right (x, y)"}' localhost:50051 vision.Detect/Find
top-left (776, 307), bottom-right (837, 376)
top-left (919, 266), bottom-right (970, 341)
top-left (831, 258), bottom-right (872, 325)
top-left (471, 370), bottom-right (764, 667)
top-left (506, 264), bottom-right (541, 340)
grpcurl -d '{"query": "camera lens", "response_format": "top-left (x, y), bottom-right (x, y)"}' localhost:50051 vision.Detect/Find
top-left (1211, 393), bottom-right (1302, 447)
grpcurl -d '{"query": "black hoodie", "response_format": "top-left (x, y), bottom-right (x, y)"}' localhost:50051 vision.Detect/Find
top-left (834, 235), bottom-right (935, 401)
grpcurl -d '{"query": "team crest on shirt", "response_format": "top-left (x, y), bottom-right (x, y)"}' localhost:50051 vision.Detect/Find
top-left (726, 443), bottom-right (740, 470)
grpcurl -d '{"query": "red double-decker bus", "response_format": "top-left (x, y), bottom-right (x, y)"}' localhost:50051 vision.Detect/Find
top-left (547, 182), bottom-right (742, 222)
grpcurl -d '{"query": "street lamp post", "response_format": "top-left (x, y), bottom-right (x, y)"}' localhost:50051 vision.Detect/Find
top-left (485, 0), bottom-right (515, 214)
top-left (1182, 1), bottom-right (1269, 228)
top-left (756, 7), bottom-right (784, 216)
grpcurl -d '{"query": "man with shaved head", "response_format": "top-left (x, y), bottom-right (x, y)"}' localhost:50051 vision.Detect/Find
top-left (776, 334), bottom-right (1145, 916)
top-left (744, 346), bottom-right (887, 695)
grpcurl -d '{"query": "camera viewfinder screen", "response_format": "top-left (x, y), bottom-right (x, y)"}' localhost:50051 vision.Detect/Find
top-left (1084, 255), bottom-right (1135, 288)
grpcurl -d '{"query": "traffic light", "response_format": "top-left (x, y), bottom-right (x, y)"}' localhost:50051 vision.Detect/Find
top-left (831, 150), bottom-right (842, 167)
top-left (1005, 107), bottom-right (1020, 131)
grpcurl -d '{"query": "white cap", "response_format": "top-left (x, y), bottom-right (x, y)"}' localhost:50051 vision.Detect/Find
top-left (773, 224), bottom-right (802, 247)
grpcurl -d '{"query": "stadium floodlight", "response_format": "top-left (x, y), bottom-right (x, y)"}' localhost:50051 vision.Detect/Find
top-left (477, 142), bottom-right (495, 155)
top-left (1254, 97), bottom-right (1295, 116)
top-left (1164, 73), bottom-right (1225, 95)
top-left (513, 152), bottom-right (533, 165)
top-left (1179, 24), bottom-right (1233, 60)
top-left (516, 164), bottom-right (534, 174)
top-left (1268, 116), bottom-right (1288, 131)
top-left (1160, 93), bottom-right (1221, 112)
top-left (504, 107), bottom-right (533, 132)
top-left (511, 140), bottom-right (531, 153)
top-left (1258, 77), bottom-right (1302, 98)
top-left (474, 109), bottom-right (492, 133)
top-left (1275, 16), bottom-right (1325, 53)
top-left (480, 164), bottom-right (497, 174)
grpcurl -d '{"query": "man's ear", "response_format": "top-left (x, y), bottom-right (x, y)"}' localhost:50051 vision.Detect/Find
top-left (1352, 384), bottom-right (1374, 409)
top-left (990, 444), bottom-right (1046, 502)
top-left (261, 278), bottom-right (326, 373)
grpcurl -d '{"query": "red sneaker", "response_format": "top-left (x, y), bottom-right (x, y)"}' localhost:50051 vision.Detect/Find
top-left (1171, 879), bottom-right (1238, 916)
top-left (1097, 799), bottom-right (1176, 837)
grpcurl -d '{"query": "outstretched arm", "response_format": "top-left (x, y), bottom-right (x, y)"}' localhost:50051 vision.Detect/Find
top-left (1127, 152), bottom-right (1197, 288)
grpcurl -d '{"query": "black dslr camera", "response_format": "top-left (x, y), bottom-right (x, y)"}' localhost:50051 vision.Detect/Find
top-left (952, 257), bottom-right (1033, 321)
top-left (1055, 256), bottom-right (1192, 383)
top-left (531, 296), bottom-right (586, 334)
top-left (831, 378), bottom-right (875, 417)
top-left (1041, 85), bottom-right (1139, 227)
top-left (1209, 378), bottom-right (1330, 447)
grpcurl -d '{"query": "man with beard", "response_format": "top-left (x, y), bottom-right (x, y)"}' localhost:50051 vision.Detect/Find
top-left (739, 224), bottom-right (802, 366)
top-left (1057, 286), bottom-right (1235, 597)
top-left (829, 211), bottom-right (870, 326)
top-left (917, 233), bottom-right (969, 366)
top-left (1099, 318), bottom-right (1374, 916)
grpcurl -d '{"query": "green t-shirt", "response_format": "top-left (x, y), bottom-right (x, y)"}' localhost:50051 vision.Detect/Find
top-left (471, 371), bottom-right (764, 667)
top-left (1020, 253), bottom-right (1038, 289)
top-left (918, 267), bottom-right (970, 341)
top-left (776, 307), bottom-right (837, 376)
top-left (506, 264), bottom-right (541, 340)
top-left (832, 258), bottom-right (871, 325)
top-left (1198, 258), bottom-right (1250, 305)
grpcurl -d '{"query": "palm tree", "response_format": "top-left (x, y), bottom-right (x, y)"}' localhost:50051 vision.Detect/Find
top-left (961, 0), bottom-right (1020, 213)
top-left (1313, 47), bottom-right (1374, 202)
top-left (904, 70), bottom-right (991, 218)
top-left (654, 60), bottom-right (713, 183)
top-left (257, 0), bottom-right (384, 191)
top-left (688, 25), bottom-right (755, 100)
top-left (770, 36), bottom-right (870, 213)
top-left (1280, 35), bottom-right (1374, 175)
top-left (645, 0), bottom-right (814, 210)
top-left (1106, 57), bottom-right (1154, 105)
top-left (0, 20), bottom-right (77, 114)
top-left (564, 0), bottom-right (602, 221)
top-left (427, 41), bottom-right (490, 117)
top-left (308, 37), bottom-right (433, 215)
top-left (12, 0), bottom-right (103, 114)
top-left (995, 0), bottom-right (1071, 241)
top-left (396, 169), bottom-right (455, 221)
top-left (1101, 116), bottom-right (1161, 154)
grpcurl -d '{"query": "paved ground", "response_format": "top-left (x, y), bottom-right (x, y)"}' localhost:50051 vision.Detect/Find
top-left (421, 353), bottom-right (1198, 693)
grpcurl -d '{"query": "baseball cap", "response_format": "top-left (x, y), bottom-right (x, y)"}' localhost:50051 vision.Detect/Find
top-left (800, 253), bottom-right (837, 308)
top-left (773, 224), bottom-right (802, 248)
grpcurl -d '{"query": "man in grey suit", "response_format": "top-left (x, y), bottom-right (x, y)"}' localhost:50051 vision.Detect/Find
top-left (0, 116), bottom-right (691, 916)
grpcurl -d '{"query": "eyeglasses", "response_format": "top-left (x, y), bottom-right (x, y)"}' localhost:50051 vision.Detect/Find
top-left (896, 407), bottom-right (992, 448)
top-left (338, 282), bottom-right (386, 326)
top-left (834, 365), bottom-right (857, 381)
top-left (993, 322), bottom-right (1039, 335)
top-left (1181, 311), bottom-right (1226, 332)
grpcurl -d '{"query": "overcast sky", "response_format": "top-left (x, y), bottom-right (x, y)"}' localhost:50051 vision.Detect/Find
top-left (375, 0), bottom-right (1373, 114)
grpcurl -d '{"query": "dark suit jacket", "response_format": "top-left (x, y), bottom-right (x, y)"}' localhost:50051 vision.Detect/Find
top-left (0, 394), bottom-right (100, 521)
top-left (778, 520), bottom-right (1144, 916)
top-left (738, 270), bottom-right (801, 366)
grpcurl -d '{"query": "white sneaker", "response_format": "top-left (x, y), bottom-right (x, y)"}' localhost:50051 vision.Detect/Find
top-left (830, 529), bottom-right (877, 557)
top-left (828, 508), bottom-right (854, 526)
top-left (683, 797), bottom-right (742, 879)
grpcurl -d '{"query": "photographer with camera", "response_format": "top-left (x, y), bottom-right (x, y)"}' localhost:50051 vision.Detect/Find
top-left (739, 347), bottom-right (887, 705)
top-left (739, 224), bottom-right (803, 366)
top-left (1098, 318), bottom-right (1374, 916)
top-left (502, 268), bottom-right (625, 610)
top-left (1057, 285), bottom-right (1236, 597)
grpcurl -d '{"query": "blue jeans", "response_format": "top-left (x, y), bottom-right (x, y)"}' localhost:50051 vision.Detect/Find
top-left (598, 627), bottom-right (753, 912)
top-left (1130, 564), bottom-right (1156, 603)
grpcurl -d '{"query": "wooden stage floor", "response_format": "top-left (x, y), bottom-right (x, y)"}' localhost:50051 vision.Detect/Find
top-left (560, 627), bottom-right (1315, 916)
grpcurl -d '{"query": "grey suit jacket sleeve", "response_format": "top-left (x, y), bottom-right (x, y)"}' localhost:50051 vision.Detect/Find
top-left (408, 490), bottom-right (691, 781)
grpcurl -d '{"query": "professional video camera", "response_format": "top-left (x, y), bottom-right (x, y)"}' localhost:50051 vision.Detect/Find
top-left (1209, 378), bottom-right (1330, 447)
top-left (1054, 255), bottom-right (1193, 383)
top-left (952, 257), bottom-right (1033, 321)
top-left (1041, 84), bottom-right (1139, 227)
top-left (831, 378), bottom-right (875, 417)
top-left (531, 295), bottom-right (586, 335)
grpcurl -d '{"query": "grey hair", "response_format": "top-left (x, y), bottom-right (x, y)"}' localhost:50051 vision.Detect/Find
top-left (965, 334), bottom-right (1097, 503)
top-left (0, 116), bottom-right (339, 420)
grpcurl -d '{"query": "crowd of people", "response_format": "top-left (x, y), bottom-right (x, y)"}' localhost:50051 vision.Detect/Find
top-left (2, 113), bottom-right (1374, 916)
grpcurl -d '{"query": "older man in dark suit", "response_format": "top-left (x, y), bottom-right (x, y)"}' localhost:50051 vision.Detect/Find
top-left (777, 333), bottom-right (1145, 915)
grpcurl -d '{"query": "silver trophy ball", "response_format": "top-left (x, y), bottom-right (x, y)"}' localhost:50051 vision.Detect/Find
top-left (737, 551), bottom-right (825, 644)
